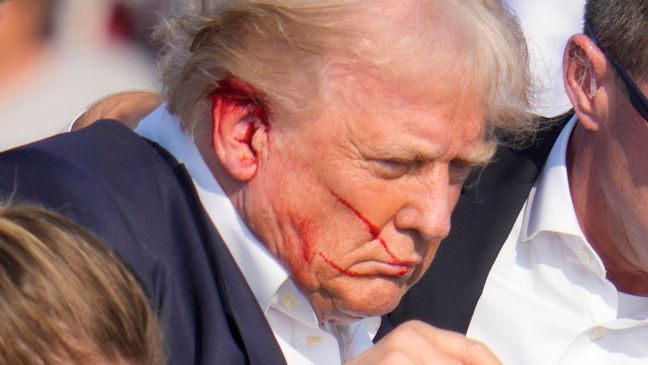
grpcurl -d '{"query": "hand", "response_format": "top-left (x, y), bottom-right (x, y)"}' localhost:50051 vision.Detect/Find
top-left (347, 320), bottom-right (502, 365)
top-left (72, 91), bottom-right (162, 131)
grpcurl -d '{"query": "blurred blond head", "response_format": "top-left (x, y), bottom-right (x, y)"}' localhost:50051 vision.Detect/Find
top-left (0, 204), bottom-right (164, 365)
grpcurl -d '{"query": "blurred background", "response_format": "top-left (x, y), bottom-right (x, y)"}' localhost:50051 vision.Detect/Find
top-left (0, 0), bottom-right (172, 150)
top-left (504, 0), bottom-right (585, 117)
top-left (0, 0), bottom-right (586, 151)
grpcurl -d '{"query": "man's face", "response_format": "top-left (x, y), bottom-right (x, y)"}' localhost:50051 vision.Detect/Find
top-left (248, 68), bottom-right (491, 323)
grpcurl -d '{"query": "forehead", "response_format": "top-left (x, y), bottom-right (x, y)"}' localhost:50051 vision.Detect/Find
top-left (324, 1), bottom-right (481, 125)
top-left (317, 66), bottom-right (491, 163)
top-left (352, 0), bottom-right (470, 77)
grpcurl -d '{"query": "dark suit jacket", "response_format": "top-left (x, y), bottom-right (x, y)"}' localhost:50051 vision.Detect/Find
top-left (377, 114), bottom-right (571, 338)
top-left (0, 121), bottom-right (287, 365)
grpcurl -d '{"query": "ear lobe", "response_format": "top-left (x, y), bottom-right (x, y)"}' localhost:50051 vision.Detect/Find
top-left (210, 90), bottom-right (269, 181)
top-left (563, 34), bottom-right (605, 132)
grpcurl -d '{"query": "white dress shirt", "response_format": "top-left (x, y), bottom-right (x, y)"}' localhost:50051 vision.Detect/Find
top-left (467, 115), bottom-right (648, 364)
top-left (135, 106), bottom-right (379, 364)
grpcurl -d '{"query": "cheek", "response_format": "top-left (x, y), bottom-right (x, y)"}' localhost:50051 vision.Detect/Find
top-left (291, 216), bottom-right (359, 279)
top-left (287, 211), bottom-right (368, 283)
top-left (295, 218), bottom-right (319, 264)
top-left (282, 214), bottom-right (335, 288)
top-left (328, 190), bottom-right (404, 263)
top-left (318, 252), bottom-right (360, 277)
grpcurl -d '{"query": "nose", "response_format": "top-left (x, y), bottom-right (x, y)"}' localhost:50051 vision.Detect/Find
top-left (393, 167), bottom-right (456, 241)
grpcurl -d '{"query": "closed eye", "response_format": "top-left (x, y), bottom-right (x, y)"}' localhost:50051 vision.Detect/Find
top-left (370, 159), bottom-right (423, 179)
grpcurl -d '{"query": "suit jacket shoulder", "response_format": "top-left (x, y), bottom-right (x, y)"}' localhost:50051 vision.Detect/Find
top-left (0, 121), bottom-right (286, 365)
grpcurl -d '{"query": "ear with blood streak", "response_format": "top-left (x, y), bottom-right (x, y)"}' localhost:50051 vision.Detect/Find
top-left (209, 79), bottom-right (270, 171)
top-left (213, 78), bottom-right (270, 130)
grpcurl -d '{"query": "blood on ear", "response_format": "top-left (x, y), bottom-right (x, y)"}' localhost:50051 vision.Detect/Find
top-left (208, 78), bottom-right (271, 179)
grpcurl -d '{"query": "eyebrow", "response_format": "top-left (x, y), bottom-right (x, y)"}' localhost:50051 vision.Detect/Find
top-left (457, 140), bottom-right (497, 167)
top-left (365, 139), bottom-right (496, 168)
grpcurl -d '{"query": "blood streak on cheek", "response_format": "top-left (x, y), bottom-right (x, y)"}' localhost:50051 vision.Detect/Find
top-left (328, 190), bottom-right (401, 263)
top-left (293, 217), bottom-right (361, 278)
top-left (295, 219), bottom-right (318, 263)
top-left (318, 252), bottom-right (360, 277)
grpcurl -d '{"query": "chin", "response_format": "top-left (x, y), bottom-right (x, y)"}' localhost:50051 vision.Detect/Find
top-left (335, 276), bottom-right (406, 319)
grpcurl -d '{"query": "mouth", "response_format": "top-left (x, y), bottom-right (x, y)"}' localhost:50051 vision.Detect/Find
top-left (338, 258), bottom-right (419, 279)
top-left (318, 251), bottom-right (420, 278)
top-left (359, 260), bottom-right (418, 278)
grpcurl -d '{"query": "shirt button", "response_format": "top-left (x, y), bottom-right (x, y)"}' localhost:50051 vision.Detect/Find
top-left (306, 336), bottom-right (322, 347)
top-left (281, 294), bottom-right (298, 310)
top-left (578, 250), bottom-right (591, 265)
top-left (591, 327), bottom-right (607, 341)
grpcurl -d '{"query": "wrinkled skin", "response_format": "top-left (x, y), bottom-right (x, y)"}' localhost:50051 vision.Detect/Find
top-left (213, 64), bottom-right (493, 323)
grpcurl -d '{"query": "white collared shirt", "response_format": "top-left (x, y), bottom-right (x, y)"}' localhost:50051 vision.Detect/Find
top-left (135, 106), bottom-right (378, 364)
top-left (467, 115), bottom-right (648, 364)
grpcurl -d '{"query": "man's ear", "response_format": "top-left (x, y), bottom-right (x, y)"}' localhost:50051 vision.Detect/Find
top-left (210, 80), bottom-right (269, 181)
top-left (563, 34), bottom-right (607, 132)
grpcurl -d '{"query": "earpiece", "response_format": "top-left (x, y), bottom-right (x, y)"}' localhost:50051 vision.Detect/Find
top-left (589, 74), bottom-right (597, 97)
top-left (586, 43), bottom-right (597, 98)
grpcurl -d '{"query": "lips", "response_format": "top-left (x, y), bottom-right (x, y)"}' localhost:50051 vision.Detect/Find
top-left (345, 242), bottom-right (422, 278)
top-left (347, 259), bottom-right (419, 278)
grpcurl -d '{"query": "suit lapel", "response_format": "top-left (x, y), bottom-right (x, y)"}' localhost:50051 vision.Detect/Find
top-left (148, 140), bottom-right (287, 365)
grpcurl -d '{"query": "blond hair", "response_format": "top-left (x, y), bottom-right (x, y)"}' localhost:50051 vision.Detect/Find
top-left (0, 204), bottom-right (164, 365)
top-left (157, 0), bottom-right (536, 146)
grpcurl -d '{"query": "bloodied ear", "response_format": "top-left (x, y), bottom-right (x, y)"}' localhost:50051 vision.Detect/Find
top-left (209, 79), bottom-right (270, 181)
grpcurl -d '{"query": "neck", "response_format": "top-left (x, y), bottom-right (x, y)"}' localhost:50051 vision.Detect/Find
top-left (568, 124), bottom-right (648, 295)
top-left (193, 124), bottom-right (274, 252)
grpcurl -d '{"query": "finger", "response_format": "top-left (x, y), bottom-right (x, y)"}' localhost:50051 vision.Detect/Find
top-left (347, 334), bottom-right (464, 365)
top-left (396, 321), bottom-right (502, 365)
top-left (73, 91), bottom-right (162, 130)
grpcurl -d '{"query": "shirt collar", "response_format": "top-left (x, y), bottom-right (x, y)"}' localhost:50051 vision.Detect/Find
top-left (521, 115), bottom-right (586, 241)
top-left (135, 105), bottom-right (290, 312)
